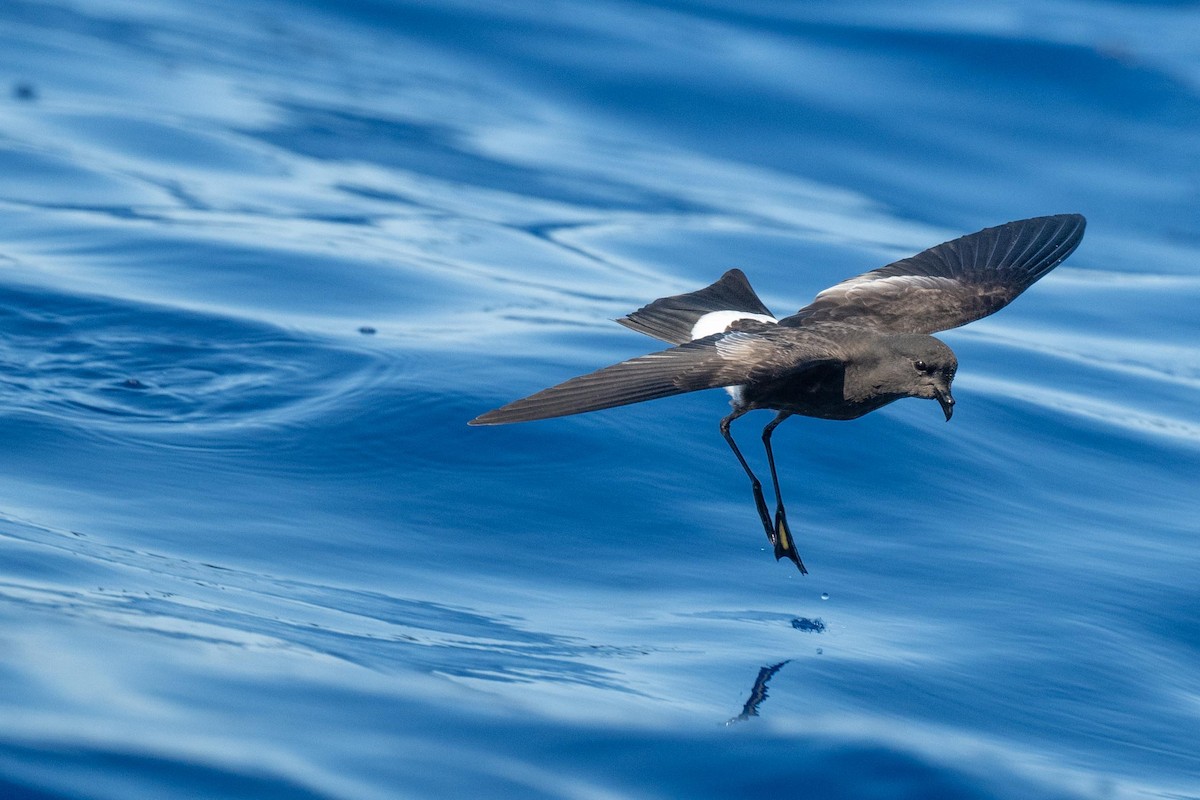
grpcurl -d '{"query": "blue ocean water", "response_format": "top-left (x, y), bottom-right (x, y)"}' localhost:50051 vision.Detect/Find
top-left (1, 0), bottom-right (1198, 797)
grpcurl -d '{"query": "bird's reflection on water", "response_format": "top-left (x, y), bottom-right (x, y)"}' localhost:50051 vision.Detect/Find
top-left (725, 617), bottom-right (829, 724)
top-left (726, 660), bottom-right (792, 725)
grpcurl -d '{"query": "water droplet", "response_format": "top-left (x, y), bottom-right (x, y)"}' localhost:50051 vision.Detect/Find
top-left (820, 592), bottom-right (829, 601)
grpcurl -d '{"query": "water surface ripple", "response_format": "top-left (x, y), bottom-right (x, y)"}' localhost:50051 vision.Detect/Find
top-left (1, 1), bottom-right (1198, 798)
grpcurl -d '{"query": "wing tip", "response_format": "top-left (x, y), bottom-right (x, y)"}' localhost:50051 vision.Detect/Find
top-left (1030, 212), bottom-right (1086, 238)
top-left (1039, 212), bottom-right (1088, 262)
top-left (984, 212), bottom-right (1087, 273)
top-left (1047, 212), bottom-right (1086, 236)
top-left (995, 212), bottom-right (1085, 240)
top-left (468, 408), bottom-right (531, 425)
top-left (1065, 212), bottom-right (1087, 243)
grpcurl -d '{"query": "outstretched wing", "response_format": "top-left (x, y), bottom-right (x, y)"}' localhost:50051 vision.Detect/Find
top-left (469, 331), bottom-right (834, 425)
top-left (779, 214), bottom-right (1086, 334)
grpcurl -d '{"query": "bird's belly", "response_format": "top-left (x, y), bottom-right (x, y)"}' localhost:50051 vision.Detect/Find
top-left (790, 396), bottom-right (899, 420)
top-left (741, 371), bottom-right (898, 421)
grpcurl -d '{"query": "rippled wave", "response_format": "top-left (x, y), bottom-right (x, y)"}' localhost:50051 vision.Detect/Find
top-left (1, 0), bottom-right (1198, 798)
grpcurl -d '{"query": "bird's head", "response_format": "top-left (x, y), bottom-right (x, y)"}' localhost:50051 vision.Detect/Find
top-left (882, 334), bottom-right (958, 420)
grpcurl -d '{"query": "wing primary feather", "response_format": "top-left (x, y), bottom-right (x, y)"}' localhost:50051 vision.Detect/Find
top-left (1013, 217), bottom-right (1064, 278)
top-left (469, 338), bottom-right (742, 425)
top-left (982, 217), bottom-right (1004, 272)
top-left (1005, 217), bottom-right (1046, 275)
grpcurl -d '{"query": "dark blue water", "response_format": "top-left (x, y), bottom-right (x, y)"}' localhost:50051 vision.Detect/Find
top-left (2, 1), bottom-right (1198, 797)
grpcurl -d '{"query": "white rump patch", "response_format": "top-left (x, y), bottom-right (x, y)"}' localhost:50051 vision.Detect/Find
top-left (690, 310), bottom-right (777, 341)
top-left (724, 384), bottom-right (747, 404)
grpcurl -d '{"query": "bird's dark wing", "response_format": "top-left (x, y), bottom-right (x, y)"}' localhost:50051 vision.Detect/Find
top-left (778, 214), bottom-right (1086, 334)
top-left (469, 332), bottom-right (835, 425)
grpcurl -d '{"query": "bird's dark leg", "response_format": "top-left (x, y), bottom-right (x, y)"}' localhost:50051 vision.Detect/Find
top-left (719, 410), bottom-right (774, 548)
top-left (763, 412), bottom-right (806, 574)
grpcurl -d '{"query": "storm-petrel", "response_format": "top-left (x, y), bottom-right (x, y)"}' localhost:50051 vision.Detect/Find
top-left (471, 214), bottom-right (1086, 573)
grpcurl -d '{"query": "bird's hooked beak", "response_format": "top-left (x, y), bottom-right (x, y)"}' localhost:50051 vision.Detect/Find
top-left (934, 387), bottom-right (955, 421)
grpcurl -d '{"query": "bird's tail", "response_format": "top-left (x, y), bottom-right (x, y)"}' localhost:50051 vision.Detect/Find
top-left (617, 269), bottom-right (776, 345)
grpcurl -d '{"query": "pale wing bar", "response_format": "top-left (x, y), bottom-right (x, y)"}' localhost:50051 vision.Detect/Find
top-left (780, 214), bottom-right (1086, 334)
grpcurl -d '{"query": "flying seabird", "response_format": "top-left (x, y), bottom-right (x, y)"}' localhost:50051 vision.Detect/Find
top-left (470, 214), bottom-right (1087, 573)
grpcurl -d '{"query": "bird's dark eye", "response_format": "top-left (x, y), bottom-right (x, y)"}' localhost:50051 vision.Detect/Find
top-left (914, 360), bottom-right (928, 372)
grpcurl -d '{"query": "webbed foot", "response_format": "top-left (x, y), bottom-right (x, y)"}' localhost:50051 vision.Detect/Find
top-left (772, 507), bottom-right (807, 574)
